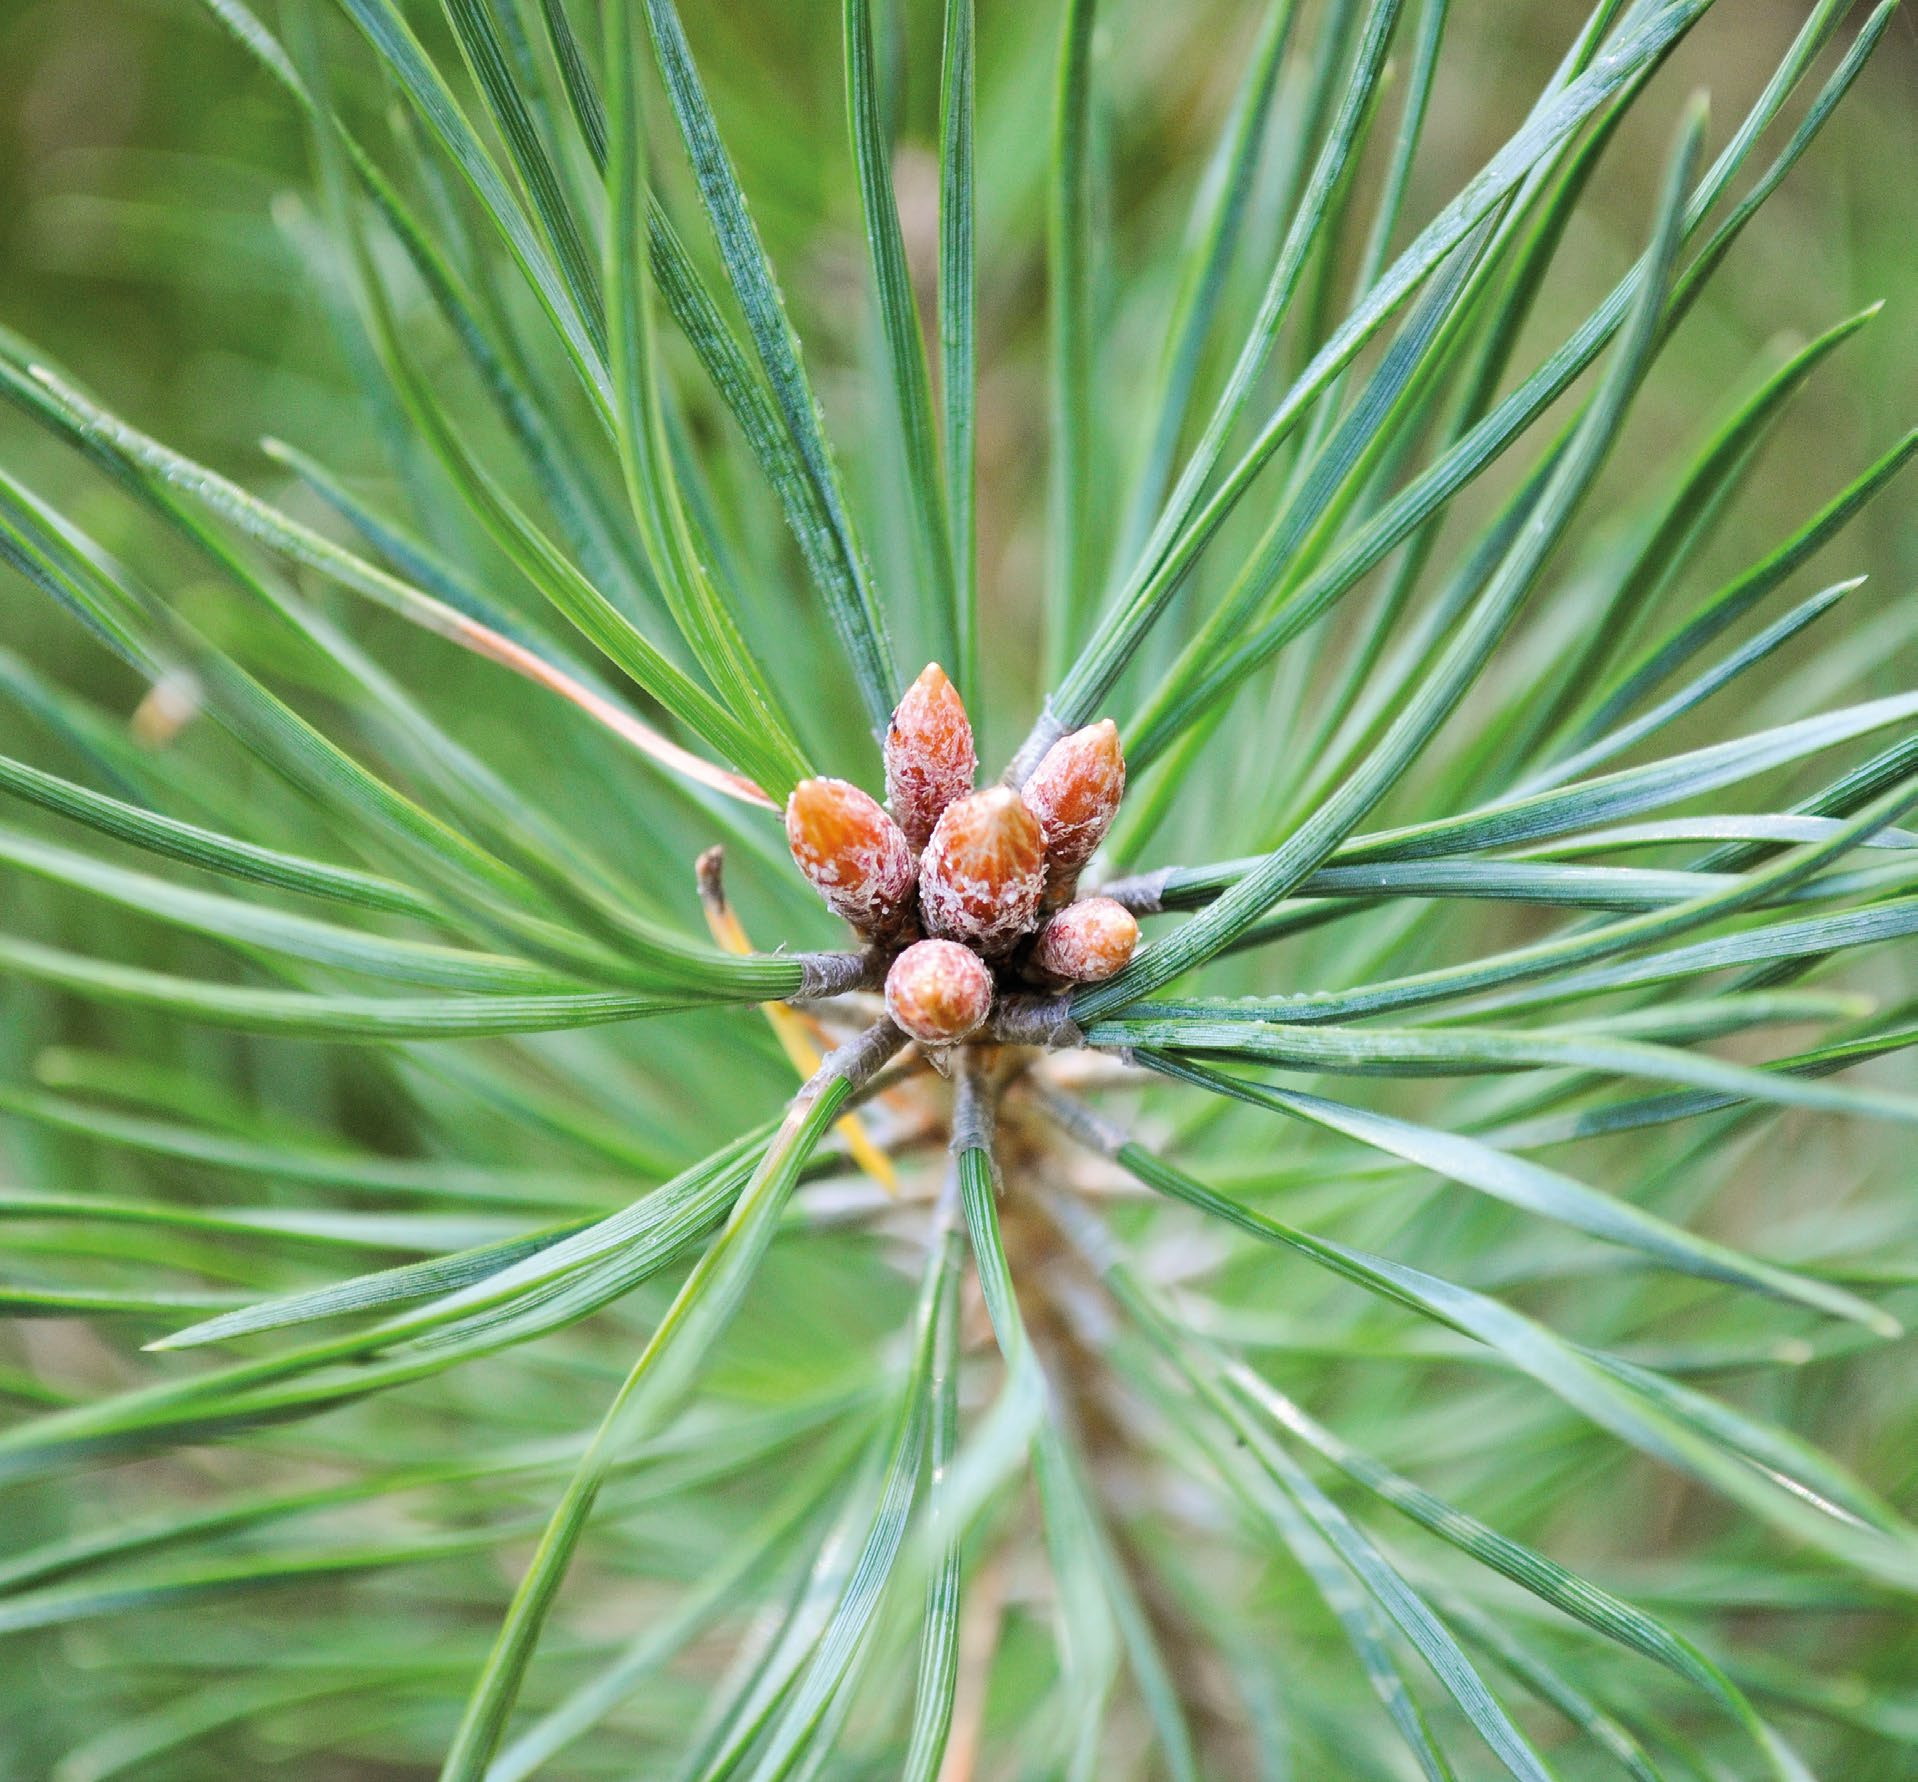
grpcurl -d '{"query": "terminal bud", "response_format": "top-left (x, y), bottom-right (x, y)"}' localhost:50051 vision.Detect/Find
top-left (919, 788), bottom-right (1046, 954)
top-left (885, 663), bottom-right (977, 850)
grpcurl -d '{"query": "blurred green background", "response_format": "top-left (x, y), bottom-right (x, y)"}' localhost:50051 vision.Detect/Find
top-left (1, 0), bottom-right (1913, 741)
top-left (1, 2), bottom-right (1915, 1776)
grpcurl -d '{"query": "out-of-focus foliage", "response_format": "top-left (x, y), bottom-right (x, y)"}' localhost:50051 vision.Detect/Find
top-left (0, 0), bottom-right (1914, 1777)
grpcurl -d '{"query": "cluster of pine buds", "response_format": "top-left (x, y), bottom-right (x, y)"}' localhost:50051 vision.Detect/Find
top-left (785, 665), bottom-right (1136, 1046)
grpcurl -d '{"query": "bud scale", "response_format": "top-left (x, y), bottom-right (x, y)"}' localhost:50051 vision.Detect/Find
top-left (1023, 720), bottom-right (1125, 897)
top-left (919, 787), bottom-right (1046, 954)
top-left (885, 939), bottom-right (994, 1045)
top-left (785, 777), bottom-right (917, 937)
top-left (1031, 896), bottom-right (1139, 984)
top-left (885, 663), bottom-right (977, 851)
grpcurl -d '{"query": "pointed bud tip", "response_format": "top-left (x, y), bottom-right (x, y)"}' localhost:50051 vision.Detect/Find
top-left (1025, 720), bottom-right (1127, 876)
top-left (968, 785), bottom-right (1032, 824)
top-left (885, 938), bottom-right (994, 1045)
top-left (886, 664), bottom-right (977, 850)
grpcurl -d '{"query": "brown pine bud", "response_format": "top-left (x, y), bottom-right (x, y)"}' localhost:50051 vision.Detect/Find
top-left (1030, 896), bottom-right (1139, 984)
top-left (885, 939), bottom-right (993, 1045)
top-left (1024, 720), bottom-right (1126, 896)
top-left (785, 777), bottom-right (916, 937)
top-left (885, 663), bottom-right (977, 850)
top-left (919, 787), bottom-right (1046, 954)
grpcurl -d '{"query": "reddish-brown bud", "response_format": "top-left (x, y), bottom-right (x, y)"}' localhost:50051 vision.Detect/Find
top-left (1031, 897), bottom-right (1139, 984)
top-left (919, 788), bottom-right (1046, 954)
top-left (885, 939), bottom-right (994, 1045)
top-left (885, 663), bottom-right (977, 851)
top-left (785, 777), bottom-right (916, 936)
top-left (1024, 720), bottom-right (1126, 887)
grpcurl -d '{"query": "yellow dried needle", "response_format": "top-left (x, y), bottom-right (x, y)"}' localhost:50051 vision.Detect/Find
top-left (698, 849), bottom-right (899, 1193)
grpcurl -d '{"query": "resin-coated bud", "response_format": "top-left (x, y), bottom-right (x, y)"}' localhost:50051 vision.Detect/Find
top-left (919, 788), bottom-right (1046, 955)
top-left (885, 939), bottom-right (994, 1046)
top-left (1031, 896), bottom-right (1139, 984)
top-left (885, 663), bottom-right (977, 851)
top-left (1024, 720), bottom-right (1125, 893)
top-left (785, 777), bottom-right (917, 937)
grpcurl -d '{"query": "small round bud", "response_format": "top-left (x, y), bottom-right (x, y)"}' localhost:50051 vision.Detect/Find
top-left (1024, 720), bottom-right (1125, 891)
top-left (920, 788), bottom-right (1046, 955)
top-left (1031, 897), bottom-right (1139, 984)
top-left (885, 663), bottom-right (977, 851)
top-left (785, 777), bottom-right (916, 937)
top-left (885, 939), bottom-right (994, 1045)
